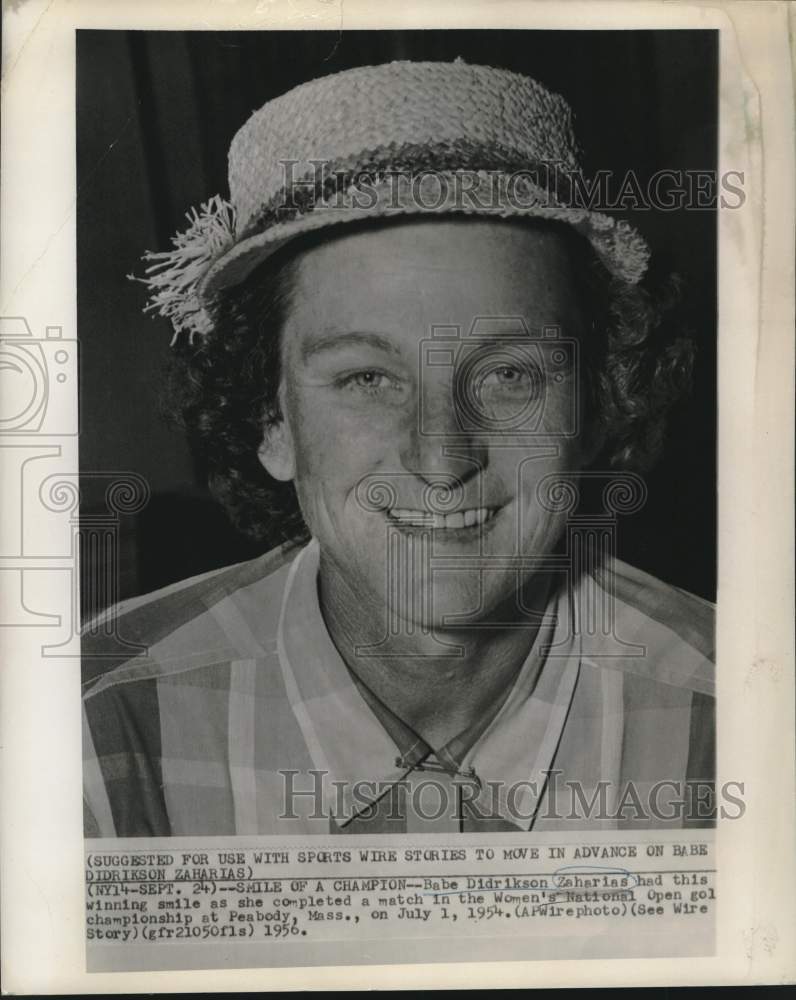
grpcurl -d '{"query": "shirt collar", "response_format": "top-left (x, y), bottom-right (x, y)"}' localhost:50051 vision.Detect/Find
top-left (276, 539), bottom-right (581, 828)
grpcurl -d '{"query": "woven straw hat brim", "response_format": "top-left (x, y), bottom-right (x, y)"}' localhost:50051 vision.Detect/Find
top-left (134, 61), bottom-right (652, 342)
top-left (198, 175), bottom-right (649, 301)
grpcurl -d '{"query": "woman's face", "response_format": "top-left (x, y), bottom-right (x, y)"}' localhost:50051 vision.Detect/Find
top-left (258, 218), bottom-right (590, 630)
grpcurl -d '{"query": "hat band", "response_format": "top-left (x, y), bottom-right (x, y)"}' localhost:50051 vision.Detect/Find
top-left (237, 138), bottom-right (584, 243)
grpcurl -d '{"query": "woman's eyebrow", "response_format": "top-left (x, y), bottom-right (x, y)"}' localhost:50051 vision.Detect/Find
top-left (300, 330), bottom-right (402, 361)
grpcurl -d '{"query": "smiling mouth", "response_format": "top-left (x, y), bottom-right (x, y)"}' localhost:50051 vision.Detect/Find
top-left (386, 506), bottom-right (498, 530)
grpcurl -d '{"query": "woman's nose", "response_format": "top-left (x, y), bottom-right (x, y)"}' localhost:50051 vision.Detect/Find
top-left (399, 374), bottom-right (488, 486)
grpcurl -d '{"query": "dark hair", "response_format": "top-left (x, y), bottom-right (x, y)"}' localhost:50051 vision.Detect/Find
top-left (166, 218), bottom-right (694, 546)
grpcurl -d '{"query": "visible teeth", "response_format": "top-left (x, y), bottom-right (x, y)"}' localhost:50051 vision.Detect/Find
top-left (387, 507), bottom-right (495, 529)
top-left (389, 508), bottom-right (433, 525)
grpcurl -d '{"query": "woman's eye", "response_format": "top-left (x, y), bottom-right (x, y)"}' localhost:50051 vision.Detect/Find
top-left (337, 369), bottom-right (402, 396)
top-left (352, 371), bottom-right (387, 389)
top-left (494, 366), bottom-right (523, 384)
top-left (479, 365), bottom-right (533, 389)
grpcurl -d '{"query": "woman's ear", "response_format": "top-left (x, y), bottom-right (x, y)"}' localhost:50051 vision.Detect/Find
top-left (257, 418), bottom-right (296, 482)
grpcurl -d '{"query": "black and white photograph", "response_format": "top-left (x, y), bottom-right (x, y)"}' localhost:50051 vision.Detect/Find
top-left (79, 28), bottom-right (718, 839)
top-left (1, 0), bottom-right (793, 990)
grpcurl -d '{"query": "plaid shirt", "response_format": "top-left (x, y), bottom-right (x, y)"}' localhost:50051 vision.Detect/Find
top-left (82, 540), bottom-right (715, 837)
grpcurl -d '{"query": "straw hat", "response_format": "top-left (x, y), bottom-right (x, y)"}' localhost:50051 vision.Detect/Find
top-left (134, 59), bottom-right (650, 343)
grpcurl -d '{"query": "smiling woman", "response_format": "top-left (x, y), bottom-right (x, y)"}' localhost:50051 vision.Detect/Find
top-left (172, 215), bottom-right (690, 549)
top-left (82, 58), bottom-right (714, 838)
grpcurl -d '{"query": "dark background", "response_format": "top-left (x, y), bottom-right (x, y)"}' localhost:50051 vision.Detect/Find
top-left (77, 29), bottom-right (717, 606)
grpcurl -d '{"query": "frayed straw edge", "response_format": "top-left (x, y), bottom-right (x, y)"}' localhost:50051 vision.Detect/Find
top-left (127, 194), bottom-right (236, 346)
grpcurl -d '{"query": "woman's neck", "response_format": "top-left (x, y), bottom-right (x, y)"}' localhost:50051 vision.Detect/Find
top-left (317, 557), bottom-right (552, 749)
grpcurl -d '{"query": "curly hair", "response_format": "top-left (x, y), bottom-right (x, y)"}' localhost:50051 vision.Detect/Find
top-left (165, 218), bottom-right (694, 547)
